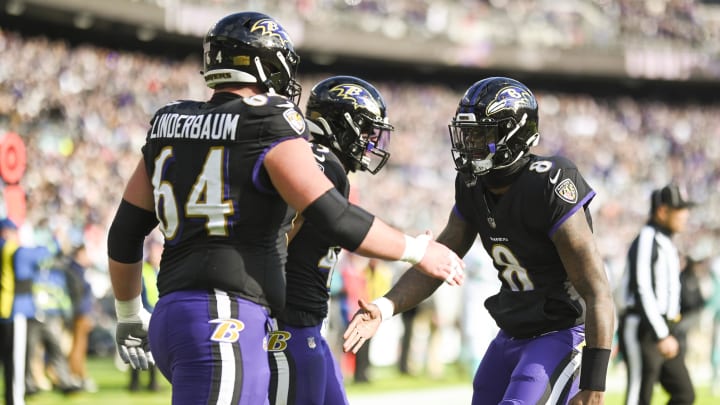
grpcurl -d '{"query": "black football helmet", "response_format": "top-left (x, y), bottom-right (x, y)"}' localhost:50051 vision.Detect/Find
top-left (305, 76), bottom-right (394, 174)
top-left (202, 12), bottom-right (301, 102)
top-left (449, 77), bottom-right (539, 184)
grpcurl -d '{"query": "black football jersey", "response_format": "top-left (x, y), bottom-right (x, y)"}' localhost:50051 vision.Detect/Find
top-left (454, 154), bottom-right (596, 338)
top-left (142, 92), bottom-right (309, 312)
top-left (277, 143), bottom-right (349, 326)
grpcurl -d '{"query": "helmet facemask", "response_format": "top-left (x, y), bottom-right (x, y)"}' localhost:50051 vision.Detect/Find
top-left (340, 112), bottom-right (393, 174)
top-left (450, 114), bottom-right (499, 177)
top-left (449, 77), bottom-right (540, 187)
top-left (306, 76), bottom-right (394, 175)
top-left (450, 113), bottom-right (539, 187)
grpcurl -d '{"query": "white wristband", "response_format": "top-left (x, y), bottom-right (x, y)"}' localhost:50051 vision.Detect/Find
top-left (372, 297), bottom-right (395, 321)
top-left (115, 296), bottom-right (143, 321)
top-left (401, 234), bottom-right (430, 265)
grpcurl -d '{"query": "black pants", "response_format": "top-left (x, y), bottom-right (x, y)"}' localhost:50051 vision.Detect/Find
top-left (619, 313), bottom-right (695, 405)
top-left (1, 317), bottom-right (26, 405)
top-left (354, 342), bottom-right (370, 383)
top-left (398, 307), bottom-right (417, 374)
top-left (1, 321), bottom-right (15, 405)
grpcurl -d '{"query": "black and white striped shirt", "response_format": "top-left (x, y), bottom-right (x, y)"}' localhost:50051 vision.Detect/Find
top-left (618, 223), bottom-right (682, 340)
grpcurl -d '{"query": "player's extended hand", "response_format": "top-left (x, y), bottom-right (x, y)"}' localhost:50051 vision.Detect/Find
top-left (415, 236), bottom-right (465, 286)
top-left (115, 307), bottom-right (154, 370)
top-left (569, 390), bottom-right (604, 405)
top-left (342, 299), bottom-right (383, 354)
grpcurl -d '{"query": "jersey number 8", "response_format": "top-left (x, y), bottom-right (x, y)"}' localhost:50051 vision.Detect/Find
top-left (492, 244), bottom-right (534, 292)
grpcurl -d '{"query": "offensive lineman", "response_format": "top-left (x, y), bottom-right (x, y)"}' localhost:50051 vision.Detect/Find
top-left (106, 11), bottom-right (464, 405)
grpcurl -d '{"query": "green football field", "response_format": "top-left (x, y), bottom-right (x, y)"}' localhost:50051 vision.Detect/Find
top-left (6, 356), bottom-right (717, 404)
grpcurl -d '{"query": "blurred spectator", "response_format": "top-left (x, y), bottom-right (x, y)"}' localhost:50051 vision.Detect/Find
top-left (63, 243), bottom-right (97, 392)
top-left (0, 218), bottom-right (25, 405)
top-left (0, 218), bottom-right (58, 404)
top-left (26, 260), bottom-right (81, 395)
top-left (458, 240), bottom-right (500, 378)
top-left (168, 0), bottom-right (713, 51)
top-left (397, 305), bottom-right (418, 375)
top-left (354, 258), bottom-right (393, 383)
top-left (710, 256), bottom-right (720, 395)
top-left (337, 252), bottom-right (366, 378)
top-left (0, 219), bottom-right (64, 403)
top-left (394, 271), bottom-right (464, 379)
top-left (396, 296), bottom-right (434, 376)
top-left (676, 255), bottom-right (711, 357)
top-left (324, 253), bottom-right (349, 369)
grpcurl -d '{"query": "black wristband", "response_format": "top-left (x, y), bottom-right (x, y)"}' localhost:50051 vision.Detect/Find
top-left (579, 347), bottom-right (611, 391)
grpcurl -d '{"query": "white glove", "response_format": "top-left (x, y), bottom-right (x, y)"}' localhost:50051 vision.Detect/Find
top-left (115, 297), bottom-right (154, 370)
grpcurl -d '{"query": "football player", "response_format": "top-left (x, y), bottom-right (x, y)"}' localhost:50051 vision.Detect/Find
top-left (268, 76), bottom-right (394, 405)
top-left (343, 77), bottom-right (615, 405)
top-left (106, 11), bottom-right (464, 405)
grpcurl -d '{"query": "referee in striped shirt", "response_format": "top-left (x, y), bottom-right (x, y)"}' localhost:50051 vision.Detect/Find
top-left (618, 183), bottom-right (696, 405)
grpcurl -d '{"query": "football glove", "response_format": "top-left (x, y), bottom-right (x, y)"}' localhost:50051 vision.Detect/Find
top-left (115, 297), bottom-right (154, 370)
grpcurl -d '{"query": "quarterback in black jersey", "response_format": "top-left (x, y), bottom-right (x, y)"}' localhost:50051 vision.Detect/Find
top-left (344, 77), bottom-right (615, 405)
top-left (106, 12), bottom-right (464, 405)
top-left (268, 76), bottom-right (394, 405)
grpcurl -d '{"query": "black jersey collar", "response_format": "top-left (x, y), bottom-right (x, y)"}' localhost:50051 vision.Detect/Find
top-left (208, 91), bottom-right (242, 105)
top-left (479, 155), bottom-right (531, 190)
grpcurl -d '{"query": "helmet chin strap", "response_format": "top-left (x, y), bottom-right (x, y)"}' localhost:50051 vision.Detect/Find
top-left (492, 113), bottom-right (528, 170)
top-left (308, 117), bottom-right (343, 154)
top-left (253, 56), bottom-right (276, 94)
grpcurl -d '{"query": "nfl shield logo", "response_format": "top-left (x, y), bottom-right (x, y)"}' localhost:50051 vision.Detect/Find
top-left (487, 217), bottom-right (496, 228)
top-left (554, 179), bottom-right (578, 204)
top-left (283, 109), bottom-right (306, 135)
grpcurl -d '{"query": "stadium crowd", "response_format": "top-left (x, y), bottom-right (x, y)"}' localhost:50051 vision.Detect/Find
top-left (1, 24), bottom-right (719, 393)
top-left (145, 0), bottom-right (719, 48)
top-left (2, 28), bottom-right (718, 269)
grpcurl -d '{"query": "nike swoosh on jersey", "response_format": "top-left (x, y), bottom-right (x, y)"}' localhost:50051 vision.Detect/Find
top-left (549, 169), bottom-right (561, 184)
top-left (276, 102), bottom-right (295, 108)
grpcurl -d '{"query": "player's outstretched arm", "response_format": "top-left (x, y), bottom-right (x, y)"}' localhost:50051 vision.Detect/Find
top-left (342, 211), bottom-right (477, 353)
top-left (265, 138), bottom-right (465, 283)
top-left (386, 212), bottom-right (476, 312)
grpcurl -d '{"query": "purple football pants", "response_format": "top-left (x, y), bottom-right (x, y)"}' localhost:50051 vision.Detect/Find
top-left (472, 325), bottom-right (585, 405)
top-left (148, 289), bottom-right (274, 405)
top-left (268, 321), bottom-right (349, 405)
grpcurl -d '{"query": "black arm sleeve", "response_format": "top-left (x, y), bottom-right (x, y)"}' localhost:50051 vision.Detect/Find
top-left (301, 189), bottom-right (374, 252)
top-left (107, 199), bottom-right (159, 263)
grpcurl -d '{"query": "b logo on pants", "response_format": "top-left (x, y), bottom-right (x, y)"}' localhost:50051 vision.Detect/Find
top-left (265, 331), bottom-right (291, 352)
top-left (209, 319), bottom-right (245, 343)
